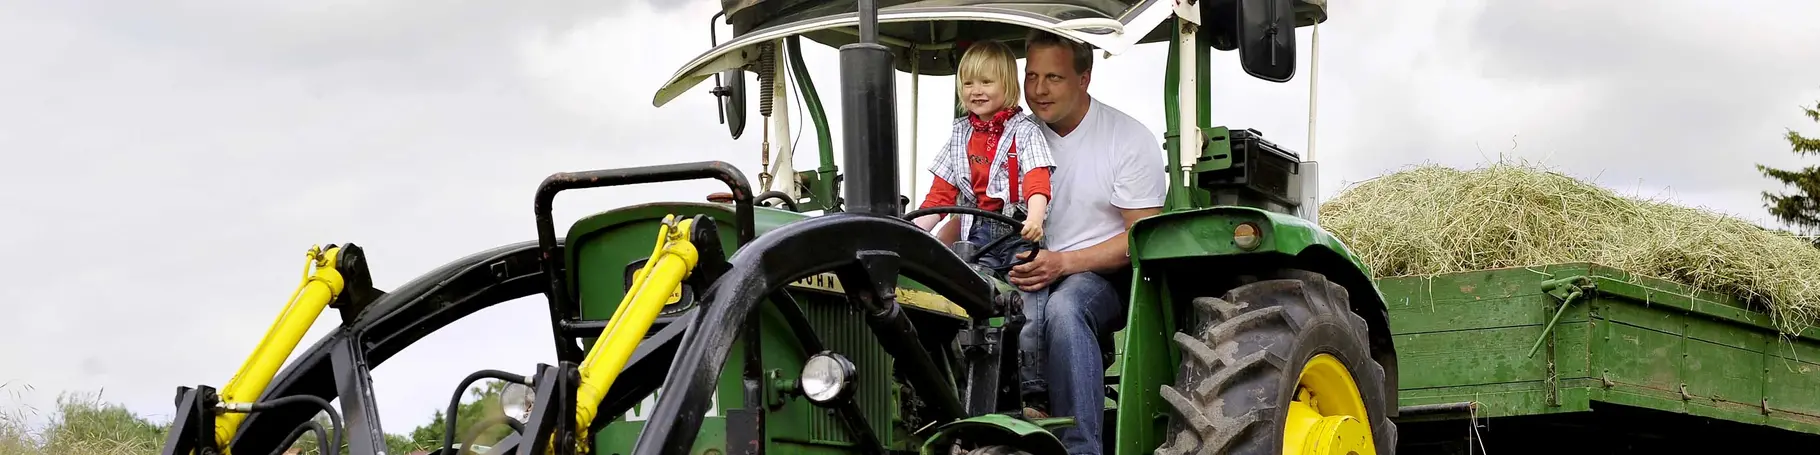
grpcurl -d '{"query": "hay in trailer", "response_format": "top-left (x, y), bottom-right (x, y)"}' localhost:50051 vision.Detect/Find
top-left (1318, 161), bottom-right (1820, 335)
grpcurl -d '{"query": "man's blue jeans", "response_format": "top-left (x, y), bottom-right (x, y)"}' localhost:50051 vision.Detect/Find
top-left (1018, 271), bottom-right (1126, 455)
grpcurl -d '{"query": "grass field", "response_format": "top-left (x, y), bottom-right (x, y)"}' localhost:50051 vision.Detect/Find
top-left (0, 391), bottom-right (432, 455)
top-left (1, 391), bottom-right (172, 455)
top-left (2, 382), bottom-right (504, 455)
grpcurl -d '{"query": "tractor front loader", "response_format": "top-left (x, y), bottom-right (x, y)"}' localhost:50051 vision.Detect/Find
top-left (158, 1), bottom-right (1398, 454)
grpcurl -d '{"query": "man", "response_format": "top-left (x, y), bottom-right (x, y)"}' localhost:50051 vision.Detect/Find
top-left (1009, 30), bottom-right (1167, 454)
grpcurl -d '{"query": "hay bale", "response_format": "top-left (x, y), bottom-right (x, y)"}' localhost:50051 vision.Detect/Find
top-left (1319, 161), bottom-right (1820, 335)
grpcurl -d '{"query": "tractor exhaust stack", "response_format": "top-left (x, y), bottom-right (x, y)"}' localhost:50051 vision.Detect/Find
top-left (838, 0), bottom-right (900, 216)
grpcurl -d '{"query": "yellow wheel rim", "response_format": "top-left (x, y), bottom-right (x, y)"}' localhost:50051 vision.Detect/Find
top-left (1282, 353), bottom-right (1376, 455)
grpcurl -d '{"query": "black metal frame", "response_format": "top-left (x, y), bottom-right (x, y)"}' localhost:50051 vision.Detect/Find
top-left (329, 328), bottom-right (386, 453)
top-left (535, 160), bottom-right (756, 361)
top-left (623, 212), bottom-right (997, 455)
top-left (161, 385), bottom-right (219, 455)
top-left (162, 238), bottom-right (706, 455)
top-left (179, 205), bottom-right (749, 451)
top-left (201, 241), bottom-right (548, 455)
top-left (518, 362), bottom-right (581, 455)
top-left (959, 290), bottom-right (1026, 417)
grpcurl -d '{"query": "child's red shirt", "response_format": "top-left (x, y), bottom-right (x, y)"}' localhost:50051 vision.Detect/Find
top-left (920, 109), bottom-right (1052, 213)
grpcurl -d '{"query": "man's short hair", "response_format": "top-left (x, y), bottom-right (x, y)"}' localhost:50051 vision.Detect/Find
top-left (1024, 29), bottom-right (1093, 75)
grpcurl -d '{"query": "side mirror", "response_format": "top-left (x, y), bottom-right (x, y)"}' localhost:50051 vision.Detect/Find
top-left (713, 69), bottom-right (748, 139)
top-left (708, 12), bottom-right (748, 140)
top-left (1235, 0), bottom-right (1296, 83)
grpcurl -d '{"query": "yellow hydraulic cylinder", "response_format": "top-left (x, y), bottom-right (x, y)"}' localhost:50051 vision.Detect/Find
top-left (573, 217), bottom-right (700, 444)
top-left (213, 246), bottom-right (347, 451)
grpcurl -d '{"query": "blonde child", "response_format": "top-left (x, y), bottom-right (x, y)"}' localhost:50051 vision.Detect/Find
top-left (912, 40), bottom-right (1056, 272)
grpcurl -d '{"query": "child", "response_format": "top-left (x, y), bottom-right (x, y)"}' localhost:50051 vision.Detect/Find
top-left (912, 39), bottom-right (1056, 273)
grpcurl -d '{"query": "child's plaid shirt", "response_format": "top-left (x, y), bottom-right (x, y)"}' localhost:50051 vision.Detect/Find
top-left (925, 110), bottom-right (1057, 240)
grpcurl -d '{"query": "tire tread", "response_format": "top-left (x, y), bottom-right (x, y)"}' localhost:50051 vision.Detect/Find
top-left (1154, 269), bottom-right (1397, 455)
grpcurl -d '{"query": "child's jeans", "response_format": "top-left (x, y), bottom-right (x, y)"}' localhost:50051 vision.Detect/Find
top-left (964, 208), bottom-right (1033, 274)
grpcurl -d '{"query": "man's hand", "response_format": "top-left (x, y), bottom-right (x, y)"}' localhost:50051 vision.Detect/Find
top-left (1008, 248), bottom-right (1070, 291)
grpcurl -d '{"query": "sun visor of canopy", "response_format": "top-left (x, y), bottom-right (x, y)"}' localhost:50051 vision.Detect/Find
top-left (651, 1), bottom-right (1179, 108)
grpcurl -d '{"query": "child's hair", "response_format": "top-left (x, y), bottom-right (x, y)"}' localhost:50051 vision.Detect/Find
top-left (954, 40), bottom-right (1020, 109)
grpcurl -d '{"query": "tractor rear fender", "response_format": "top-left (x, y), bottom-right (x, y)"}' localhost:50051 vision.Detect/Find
top-left (1127, 206), bottom-right (1397, 406)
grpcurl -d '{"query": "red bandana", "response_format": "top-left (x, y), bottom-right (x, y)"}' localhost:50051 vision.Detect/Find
top-left (969, 106), bottom-right (1022, 161)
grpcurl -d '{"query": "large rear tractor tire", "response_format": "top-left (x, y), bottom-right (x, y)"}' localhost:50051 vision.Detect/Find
top-left (1156, 270), bottom-right (1397, 455)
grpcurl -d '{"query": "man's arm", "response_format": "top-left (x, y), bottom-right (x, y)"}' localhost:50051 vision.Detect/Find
top-left (1062, 119), bottom-right (1169, 275)
top-left (1007, 206), bottom-right (1159, 291)
top-left (1056, 206), bottom-right (1159, 275)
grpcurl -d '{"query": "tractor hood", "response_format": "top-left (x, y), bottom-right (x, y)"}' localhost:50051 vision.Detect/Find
top-left (652, 0), bottom-right (1178, 108)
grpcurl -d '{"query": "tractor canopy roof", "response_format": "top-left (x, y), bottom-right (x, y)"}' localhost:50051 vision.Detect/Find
top-left (653, 0), bottom-right (1328, 107)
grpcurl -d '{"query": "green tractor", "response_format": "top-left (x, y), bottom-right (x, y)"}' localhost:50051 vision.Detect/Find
top-left (157, 1), bottom-right (1398, 454)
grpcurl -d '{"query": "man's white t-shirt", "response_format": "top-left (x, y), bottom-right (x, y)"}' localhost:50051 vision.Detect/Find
top-left (1038, 97), bottom-right (1168, 253)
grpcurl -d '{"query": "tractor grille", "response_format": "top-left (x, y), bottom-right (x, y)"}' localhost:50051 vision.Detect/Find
top-left (798, 291), bottom-right (897, 445)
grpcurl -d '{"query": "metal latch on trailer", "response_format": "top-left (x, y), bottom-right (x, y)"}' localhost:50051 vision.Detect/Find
top-left (1529, 275), bottom-right (1596, 358)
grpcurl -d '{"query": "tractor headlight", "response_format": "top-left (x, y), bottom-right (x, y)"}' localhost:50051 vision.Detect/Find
top-left (1233, 222), bottom-right (1262, 250)
top-left (801, 351), bottom-right (857, 406)
top-left (501, 382), bottom-right (534, 423)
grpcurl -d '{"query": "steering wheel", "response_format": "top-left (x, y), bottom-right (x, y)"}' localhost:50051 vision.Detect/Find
top-left (900, 206), bottom-right (1040, 271)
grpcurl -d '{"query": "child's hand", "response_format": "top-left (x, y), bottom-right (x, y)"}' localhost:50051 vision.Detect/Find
top-left (1020, 194), bottom-right (1049, 243)
top-left (1021, 219), bottom-right (1044, 242)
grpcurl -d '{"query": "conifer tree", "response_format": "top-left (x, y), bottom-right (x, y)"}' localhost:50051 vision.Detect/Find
top-left (1758, 100), bottom-right (1820, 235)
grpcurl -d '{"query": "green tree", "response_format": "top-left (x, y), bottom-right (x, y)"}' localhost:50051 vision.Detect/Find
top-left (1758, 100), bottom-right (1820, 235)
top-left (405, 380), bottom-right (517, 453)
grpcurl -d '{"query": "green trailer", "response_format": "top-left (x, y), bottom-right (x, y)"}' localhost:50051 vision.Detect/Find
top-left (1382, 262), bottom-right (1820, 453)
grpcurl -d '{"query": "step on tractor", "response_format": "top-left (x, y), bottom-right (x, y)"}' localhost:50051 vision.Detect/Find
top-left (158, 1), bottom-right (1401, 454)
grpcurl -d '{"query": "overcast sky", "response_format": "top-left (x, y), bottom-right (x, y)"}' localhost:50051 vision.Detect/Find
top-left (4, 0), bottom-right (1818, 436)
